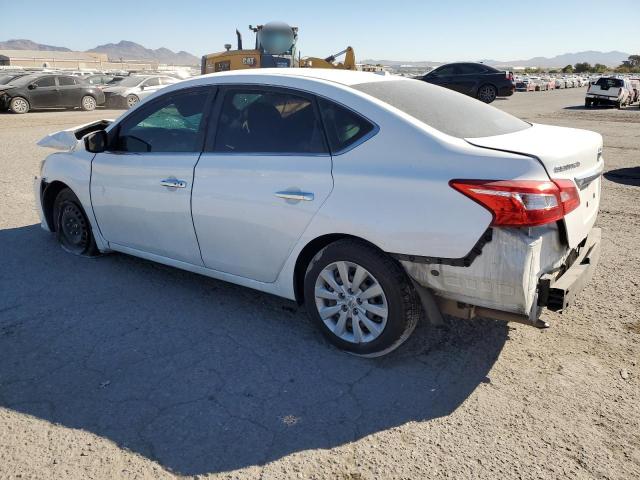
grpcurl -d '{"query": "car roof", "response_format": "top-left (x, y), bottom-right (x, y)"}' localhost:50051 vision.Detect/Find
top-left (196, 68), bottom-right (396, 87)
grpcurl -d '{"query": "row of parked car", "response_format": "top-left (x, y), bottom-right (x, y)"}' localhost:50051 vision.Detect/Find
top-left (0, 71), bottom-right (180, 113)
top-left (514, 75), bottom-right (590, 92)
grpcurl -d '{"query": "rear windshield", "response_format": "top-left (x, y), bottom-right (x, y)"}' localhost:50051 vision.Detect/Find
top-left (595, 78), bottom-right (623, 88)
top-left (353, 80), bottom-right (530, 138)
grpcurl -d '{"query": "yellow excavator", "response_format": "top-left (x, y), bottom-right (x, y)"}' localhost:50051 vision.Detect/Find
top-left (200, 21), bottom-right (356, 74)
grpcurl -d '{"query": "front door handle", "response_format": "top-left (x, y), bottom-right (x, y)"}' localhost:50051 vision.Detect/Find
top-left (275, 191), bottom-right (314, 202)
top-left (160, 178), bottom-right (187, 188)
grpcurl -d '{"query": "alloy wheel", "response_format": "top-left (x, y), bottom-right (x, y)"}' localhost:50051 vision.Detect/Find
top-left (478, 85), bottom-right (497, 103)
top-left (82, 96), bottom-right (96, 110)
top-left (11, 98), bottom-right (29, 114)
top-left (314, 261), bottom-right (388, 344)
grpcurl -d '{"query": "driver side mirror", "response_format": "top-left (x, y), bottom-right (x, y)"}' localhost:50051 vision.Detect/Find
top-left (84, 130), bottom-right (108, 153)
top-left (139, 84), bottom-right (146, 91)
top-left (28, 84), bottom-right (37, 90)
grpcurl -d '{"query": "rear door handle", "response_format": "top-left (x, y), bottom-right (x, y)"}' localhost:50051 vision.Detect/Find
top-left (275, 191), bottom-right (314, 202)
top-left (160, 178), bottom-right (187, 188)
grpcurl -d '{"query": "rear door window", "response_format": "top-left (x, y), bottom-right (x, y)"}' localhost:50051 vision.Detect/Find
top-left (317, 98), bottom-right (375, 154)
top-left (213, 88), bottom-right (327, 154)
top-left (596, 78), bottom-right (623, 89)
top-left (57, 76), bottom-right (76, 86)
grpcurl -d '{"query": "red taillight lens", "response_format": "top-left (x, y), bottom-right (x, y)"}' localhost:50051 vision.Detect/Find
top-left (450, 179), bottom-right (580, 227)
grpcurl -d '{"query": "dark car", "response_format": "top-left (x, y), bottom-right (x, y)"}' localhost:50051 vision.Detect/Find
top-left (418, 62), bottom-right (515, 103)
top-left (0, 74), bottom-right (106, 114)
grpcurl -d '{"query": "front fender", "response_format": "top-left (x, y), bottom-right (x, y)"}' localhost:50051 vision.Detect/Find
top-left (39, 150), bottom-right (109, 252)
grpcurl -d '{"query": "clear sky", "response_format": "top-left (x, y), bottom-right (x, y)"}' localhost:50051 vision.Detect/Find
top-left (2, 0), bottom-right (638, 61)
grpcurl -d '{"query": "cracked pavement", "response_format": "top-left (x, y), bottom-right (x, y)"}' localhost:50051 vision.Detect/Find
top-left (1, 89), bottom-right (639, 479)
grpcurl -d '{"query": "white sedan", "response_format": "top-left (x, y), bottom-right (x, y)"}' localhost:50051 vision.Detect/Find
top-left (34, 69), bottom-right (603, 356)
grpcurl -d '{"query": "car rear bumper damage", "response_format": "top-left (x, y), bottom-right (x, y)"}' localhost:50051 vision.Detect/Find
top-left (399, 226), bottom-right (601, 327)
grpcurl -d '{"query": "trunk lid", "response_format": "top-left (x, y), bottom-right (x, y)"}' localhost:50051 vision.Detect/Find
top-left (466, 123), bottom-right (604, 248)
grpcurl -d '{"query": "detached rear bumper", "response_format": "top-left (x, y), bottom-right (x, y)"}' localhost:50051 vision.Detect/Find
top-left (537, 227), bottom-right (601, 312)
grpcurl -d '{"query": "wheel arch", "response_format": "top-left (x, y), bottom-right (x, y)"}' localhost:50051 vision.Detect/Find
top-left (42, 180), bottom-right (72, 231)
top-left (292, 233), bottom-right (388, 304)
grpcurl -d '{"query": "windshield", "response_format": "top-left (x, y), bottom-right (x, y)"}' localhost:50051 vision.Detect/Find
top-left (353, 79), bottom-right (530, 138)
top-left (2, 74), bottom-right (49, 87)
top-left (112, 76), bottom-right (145, 87)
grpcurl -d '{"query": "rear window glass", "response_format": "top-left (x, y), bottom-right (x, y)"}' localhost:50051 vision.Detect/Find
top-left (318, 98), bottom-right (375, 153)
top-left (353, 80), bottom-right (530, 138)
top-left (595, 78), bottom-right (623, 89)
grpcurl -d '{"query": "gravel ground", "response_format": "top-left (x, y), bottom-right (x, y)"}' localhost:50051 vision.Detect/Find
top-left (0, 89), bottom-right (638, 480)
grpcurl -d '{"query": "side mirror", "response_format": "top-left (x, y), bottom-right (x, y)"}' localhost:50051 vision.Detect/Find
top-left (28, 84), bottom-right (37, 90)
top-left (84, 130), bottom-right (108, 153)
top-left (139, 84), bottom-right (145, 90)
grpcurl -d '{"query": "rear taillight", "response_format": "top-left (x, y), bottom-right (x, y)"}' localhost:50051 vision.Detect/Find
top-left (449, 179), bottom-right (580, 227)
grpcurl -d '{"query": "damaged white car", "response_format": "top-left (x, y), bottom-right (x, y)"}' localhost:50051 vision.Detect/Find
top-left (34, 69), bottom-right (602, 356)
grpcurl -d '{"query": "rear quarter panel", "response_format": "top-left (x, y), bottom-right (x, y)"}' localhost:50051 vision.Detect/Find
top-left (294, 94), bottom-right (551, 260)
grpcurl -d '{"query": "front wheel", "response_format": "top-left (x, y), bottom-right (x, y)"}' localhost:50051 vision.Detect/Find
top-left (304, 239), bottom-right (421, 357)
top-left (9, 96), bottom-right (30, 114)
top-left (53, 188), bottom-right (99, 256)
top-left (126, 94), bottom-right (139, 109)
top-left (81, 95), bottom-right (97, 111)
top-left (477, 84), bottom-right (497, 103)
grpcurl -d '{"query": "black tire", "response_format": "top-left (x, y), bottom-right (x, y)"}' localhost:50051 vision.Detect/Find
top-left (477, 84), bottom-right (497, 103)
top-left (53, 188), bottom-right (99, 257)
top-left (585, 99), bottom-right (591, 108)
top-left (81, 95), bottom-right (97, 111)
top-left (9, 96), bottom-right (30, 114)
top-left (303, 239), bottom-right (421, 357)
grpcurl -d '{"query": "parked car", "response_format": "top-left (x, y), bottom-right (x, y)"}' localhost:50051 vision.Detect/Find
top-left (84, 74), bottom-right (126, 88)
top-left (540, 77), bottom-right (556, 90)
top-left (418, 62), bottom-right (514, 103)
top-left (34, 69), bottom-right (602, 356)
top-left (515, 79), bottom-right (536, 92)
top-left (555, 78), bottom-right (566, 89)
top-left (101, 75), bottom-right (179, 109)
top-left (0, 74), bottom-right (105, 113)
top-left (585, 77), bottom-right (633, 108)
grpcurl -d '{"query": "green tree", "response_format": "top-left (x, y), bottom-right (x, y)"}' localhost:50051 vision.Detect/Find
top-left (593, 63), bottom-right (608, 73)
top-left (562, 64), bottom-right (574, 73)
top-left (574, 62), bottom-right (592, 73)
top-left (627, 55), bottom-right (640, 68)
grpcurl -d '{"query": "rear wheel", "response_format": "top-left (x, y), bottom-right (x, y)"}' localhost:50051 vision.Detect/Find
top-left (81, 95), bottom-right (97, 111)
top-left (477, 84), bottom-right (497, 103)
top-left (304, 239), bottom-right (421, 357)
top-left (9, 97), bottom-right (30, 114)
top-left (126, 94), bottom-right (139, 109)
top-left (53, 188), bottom-right (99, 257)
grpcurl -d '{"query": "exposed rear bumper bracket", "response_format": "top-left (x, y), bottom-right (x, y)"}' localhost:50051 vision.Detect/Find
top-left (537, 227), bottom-right (601, 312)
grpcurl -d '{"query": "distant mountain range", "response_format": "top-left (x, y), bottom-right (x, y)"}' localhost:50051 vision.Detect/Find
top-left (0, 39), bottom-right (199, 66)
top-left (0, 39), bottom-right (71, 52)
top-left (364, 50), bottom-right (631, 68)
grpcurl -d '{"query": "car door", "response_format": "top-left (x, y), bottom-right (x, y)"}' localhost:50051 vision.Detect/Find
top-left (56, 76), bottom-right (82, 107)
top-left (192, 86), bottom-right (334, 282)
top-left (91, 86), bottom-right (215, 265)
top-left (454, 63), bottom-right (486, 95)
top-left (27, 76), bottom-right (59, 108)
